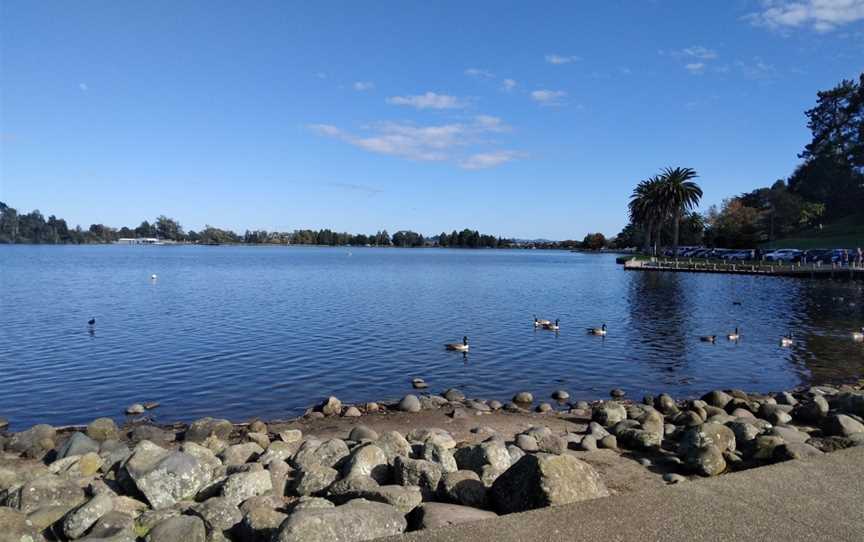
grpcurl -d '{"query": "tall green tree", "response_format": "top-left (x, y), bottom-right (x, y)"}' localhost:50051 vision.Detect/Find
top-left (656, 167), bottom-right (703, 257)
top-left (628, 176), bottom-right (665, 255)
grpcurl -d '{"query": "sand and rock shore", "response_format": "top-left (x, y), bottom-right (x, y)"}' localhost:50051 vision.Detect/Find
top-left (2, 381), bottom-right (864, 541)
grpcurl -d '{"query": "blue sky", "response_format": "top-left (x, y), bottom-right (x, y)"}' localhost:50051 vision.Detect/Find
top-left (2, 1), bottom-right (863, 239)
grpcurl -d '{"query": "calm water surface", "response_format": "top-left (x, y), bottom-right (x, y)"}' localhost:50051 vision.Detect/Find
top-left (1, 245), bottom-right (863, 430)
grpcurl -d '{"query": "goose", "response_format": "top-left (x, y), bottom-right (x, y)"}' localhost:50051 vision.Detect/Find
top-left (727, 327), bottom-right (740, 341)
top-left (445, 336), bottom-right (469, 352)
top-left (87, 318), bottom-right (96, 326)
top-left (780, 332), bottom-right (794, 347)
top-left (587, 323), bottom-right (607, 336)
top-left (700, 335), bottom-right (717, 343)
top-left (542, 319), bottom-right (560, 331)
top-left (534, 315), bottom-right (552, 327)
top-left (853, 328), bottom-right (864, 341)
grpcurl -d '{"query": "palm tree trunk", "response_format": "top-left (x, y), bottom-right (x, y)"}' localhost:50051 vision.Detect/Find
top-left (672, 209), bottom-right (681, 258)
top-left (654, 221), bottom-right (662, 256)
top-left (643, 219), bottom-right (653, 254)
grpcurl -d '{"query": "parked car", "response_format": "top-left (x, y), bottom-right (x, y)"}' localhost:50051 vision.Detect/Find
top-left (764, 249), bottom-right (803, 262)
top-left (803, 249), bottom-right (831, 263)
top-left (723, 250), bottom-right (754, 261)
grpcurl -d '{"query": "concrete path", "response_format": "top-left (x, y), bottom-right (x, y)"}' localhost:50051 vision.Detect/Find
top-left (388, 446), bottom-right (864, 541)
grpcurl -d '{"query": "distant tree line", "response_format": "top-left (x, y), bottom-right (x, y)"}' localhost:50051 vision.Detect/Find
top-left (0, 203), bottom-right (522, 249)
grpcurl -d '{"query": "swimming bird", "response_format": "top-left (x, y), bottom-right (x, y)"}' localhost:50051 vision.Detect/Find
top-left (700, 335), bottom-right (717, 343)
top-left (587, 324), bottom-right (607, 336)
top-left (534, 315), bottom-right (552, 327)
top-left (445, 336), bottom-right (469, 352)
top-left (150, 274), bottom-right (158, 280)
top-left (780, 332), bottom-right (794, 347)
top-left (727, 327), bottom-right (740, 341)
top-left (542, 319), bottom-right (560, 331)
top-left (853, 328), bottom-right (864, 341)
top-left (87, 318), bottom-right (96, 326)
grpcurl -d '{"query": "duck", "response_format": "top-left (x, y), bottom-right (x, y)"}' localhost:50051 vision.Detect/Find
top-left (700, 335), bottom-right (717, 343)
top-left (542, 319), bottom-right (560, 331)
top-left (445, 336), bottom-right (469, 352)
top-left (87, 317), bottom-right (96, 326)
top-left (534, 315), bottom-right (552, 327)
top-left (780, 332), bottom-right (794, 347)
top-left (587, 323), bottom-right (607, 336)
top-left (727, 327), bottom-right (740, 341)
top-left (853, 328), bottom-right (864, 341)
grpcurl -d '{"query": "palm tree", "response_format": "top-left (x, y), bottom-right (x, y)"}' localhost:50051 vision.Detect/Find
top-left (656, 167), bottom-right (702, 257)
top-left (628, 176), bottom-right (665, 255)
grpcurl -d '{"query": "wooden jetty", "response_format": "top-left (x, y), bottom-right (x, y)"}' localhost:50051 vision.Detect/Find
top-left (621, 257), bottom-right (864, 280)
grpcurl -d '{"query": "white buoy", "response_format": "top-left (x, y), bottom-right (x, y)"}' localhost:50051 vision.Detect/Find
top-left (151, 274), bottom-right (158, 280)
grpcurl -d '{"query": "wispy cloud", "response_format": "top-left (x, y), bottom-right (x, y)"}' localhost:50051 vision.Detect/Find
top-left (501, 78), bottom-right (517, 92)
top-left (685, 62), bottom-right (706, 74)
top-left (386, 92), bottom-right (467, 110)
top-left (309, 116), bottom-right (518, 169)
top-left (353, 81), bottom-right (375, 91)
top-left (327, 181), bottom-right (384, 196)
top-left (465, 68), bottom-right (495, 78)
top-left (530, 89), bottom-right (567, 106)
top-left (681, 46), bottom-right (718, 60)
top-left (747, 0), bottom-right (864, 32)
top-left (315, 72), bottom-right (328, 79)
top-left (460, 150), bottom-right (523, 170)
top-left (735, 57), bottom-right (778, 79)
top-left (545, 54), bottom-right (581, 64)
top-left (79, 83), bottom-right (88, 92)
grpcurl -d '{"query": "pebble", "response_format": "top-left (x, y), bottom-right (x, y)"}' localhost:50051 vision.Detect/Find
top-left (412, 378), bottom-right (429, 390)
top-left (663, 473), bottom-right (687, 484)
top-left (536, 402), bottom-right (553, 413)
top-left (143, 402), bottom-right (161, 410)
top-left (343, 407), bottom-right (362, 417)
top-left (126, 404), bottom-right (145, 415)
top-left (551, 390), bottom-right (570, 401)
top-left (513, 392), bottom-right (534, 404)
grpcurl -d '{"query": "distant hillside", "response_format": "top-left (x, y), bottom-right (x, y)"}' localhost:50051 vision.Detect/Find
top-left (762, 215), bottom-right (864, 249)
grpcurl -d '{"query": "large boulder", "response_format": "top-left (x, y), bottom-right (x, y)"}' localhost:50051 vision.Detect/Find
top-left (318, 396), bottom-right (342, 417)
top-left (409, 502), bottom-right (497, 530)
top-left (62, 493), bottom-right (114, 539)
top-left (490, 453), bottom-right (609, 514)
top-left (146, 515), bottom-right (206, 542)
top-left (86, 418), bottom-right (120, 442)
top-left (0, 507), bottom-right (44, 542)
top-left (438, 470), bottom-right (489, 509)
top-left (121, 441), bottom-right (211, 509)
top-left (793, 395), bottom-right (829, 423)
top-left (834, 392), bottom-right (864, 417)
top-left (189, 496), bottom-right (243, 535)
top-left (57, 432), bottom-right (100, 459)
top-left (453, 442), bottom-right (510, 476)
top-left (6, 424), bottom-right (56, 458)
top-left (685, 444), bottom-right (726, 476)
top-left (85, 510), bottom-right (136, 540)
top-left (823, 414), bottom-right (864, 437)
top-left (274, 499), bottom-right (406, 541)
top-left (237, 501), bottom-right (287, 542)
top-left (221, 469), bottom-right (273, 505)
top-left (393, 457), bottom-right (442, 498)
top-left (341, 444), bottom-right (390, 484)
top-left (398, 395), bottom-right (422, 413)
top-left (4, 474), bottom-right (86, 514)
top-left (293, 465), bottom-right (338, 496)
top-left (292, 439), bottom-right (349, 470)
top-left (678, 423), bottom-right (736, 456)
top-left (221, 442), bottom-right (264, 466)
top-left (184, 418), bottom-right (233, 444)
top-left (326, 476), bottom-right (422, 514)
top-left (701, 390), bottom-right (733, 409)
top-left (375, 431), bottom-right (412, 463)
top-left (591, 402), bottom-right (627, 426)
top-left (421, 442), bottom-right (458, 473)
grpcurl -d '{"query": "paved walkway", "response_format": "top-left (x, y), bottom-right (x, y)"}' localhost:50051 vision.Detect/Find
top-left (388, 446), bottom-right (864, 541)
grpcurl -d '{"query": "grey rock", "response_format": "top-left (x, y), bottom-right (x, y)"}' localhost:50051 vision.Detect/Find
top-left (274, 499), bottom-right (406, 541)
top-left (289, 496), bottom-right (335, 513)
top-left (189, 496), bottom-right (242, 534)
top-left (7, 424), bottom-right (56, 459)
top-left (506, 444), bottom-right (525, 464)
top-left (348, 426), bottom-right (378, 442)
top-left (179, 442), bottom-right (222, 471)
top-left (490, 453), bottom-right (609, 514)
top-left (759, 404), bottom-right (793, 426)
top-left (63, 494), bottom-right (114, 539)
top-left (185, 418), bottom-right (233, 444)
top-left (753, 435), bottom-right (786, 460)
top-left (834, 391), bottom-right (864, 417)
top-left (421, 442), bottom-right (458, 473)
top-left (237, 502), bottom-right (286, 542)
top-left (293, 465), bottom-right (337, 496)
top-left (701, 390), bottom-right (733, 409)
top-left (135, 508), bottom-right (181, 537)
top-left (488, 400), bottom-right (503, 410)
top-left (599, 435), bottom-right (618, 449)
top-left (726, 421), bottom-right (760, 444)
top-left (793, 395), bottom-right (830, 423)
top-left (220, 443), bottom-right (264, 466)
top-left (398, 395), bottom-right (422, 413)
top-left (86, 418), bottom-right (120, 442)
top-left (410, 502), bottom-right (497, 530)
top-left (454, 441), bottom-right (511, 475)
top-left (580, 435), bottom-right (598, 451)
top-left (617, 428), bottom-right (660, 451)
top-left (592, 402), bottom-right (627, 426)
top-left (128, 425), bottom-right (175, 447)
top-left (267, 459), bottom-right (291, 498)
top-left (588, 422), bottom-right (610, 439)
top-left (221, 469), bottom-right (273, 504)
top-left (342, 444), bottom-right (390, 483)
top-left (376, 431), bottom-right (412, 462)
top-left (121, 442), bottom-right (211, 509)
top-left (610, 388), bottom-right (626, 398)
top-left (771, 425), bottom-right (810, 444)
top-left (438, 470), bottom-right (489, 509)
top-left (515, 434), bottom-right (539, 453)
top-left (394, 456), bottom-right (442, 498)
top-left (773, 442), bottom-right (824, 461)
top-left (292, 438), bottom-right (349, 470)
top-left (551, 390), bottom-right (570, 401)
top-left (326, 476), bottom-right (422, 514)
top-left (654, 394), bottom-right (679, 415)
top-left (126, 404), bottom-right (145, 415)
top-left (678, 423), bottom-right (736, 456)
top-left (663, 473), bottom-right (687, 484)
top-left (442, 388), bottom-right (465, 402)
top-left (342, 406), bottom-right (362, 418)
top-left (686, 445), bottom-right (726, 476)
top-left (319, 396), bottom-right (342, 416)
top-left (823, 414), bottom-right (864, 437)
top-left (776, 391), bottom-right (798, 406)
top-left (145, 516), bottom-right (205, 542)
top-left (257, 441), bottom-right (298, 466)
top-left (0, 507), bottom-right (44, 542)
top-left (513, 392), bottom-right (534, 404)
top-left (537, 434), bottom-right (567, 454)
top-left (5, 474), bottom-right (86, 514)
top-left (85, 510), bottom-right (136, 541)
top-left (536, 402), bottom-right (553, 413)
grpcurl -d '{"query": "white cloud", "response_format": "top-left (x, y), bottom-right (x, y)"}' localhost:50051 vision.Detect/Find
top-left (530, 89), bottom-right (567, 106)
top-left (501, 78), bottom-right (517, 92)
top-left (386, 92), bottom-right (467, 110)
top-left (79, 83), bottom-right (88, 92)
top-left (309, 117), bottom-right (518, 169)
top-left (460, 150), bottom-right (523, 170)
top-left (735, 57), bottom-right (778, 79)
top-left (748, 0), bottom-right (864, 32)
top-left (685, 62), bottom-right (706, 74)
top-left (545, 54), bottom-right (581, 64)
top-left (681, 46), bottom-right (718, 60)
top-left (465, 68), bottom-right (494, 78)
top-left (353, 81), bottom-right (375, 91)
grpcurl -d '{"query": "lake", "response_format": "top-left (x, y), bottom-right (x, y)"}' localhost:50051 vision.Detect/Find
top-left (1, 245), bottom-right (863, 430)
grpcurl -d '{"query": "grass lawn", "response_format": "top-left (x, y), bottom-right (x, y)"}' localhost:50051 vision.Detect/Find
top-left (762, 215), bottom-right (864, 250)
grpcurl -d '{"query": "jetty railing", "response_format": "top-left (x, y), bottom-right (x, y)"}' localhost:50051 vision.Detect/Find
top-left (622, 257), bottom-right (863, 280)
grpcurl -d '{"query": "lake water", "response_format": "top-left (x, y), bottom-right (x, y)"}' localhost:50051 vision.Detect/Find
top-left (1, 245), bottom-right (863, 430)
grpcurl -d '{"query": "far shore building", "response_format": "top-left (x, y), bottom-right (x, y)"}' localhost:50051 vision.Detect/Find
top-left (115, 237), bottom-right (163, 245)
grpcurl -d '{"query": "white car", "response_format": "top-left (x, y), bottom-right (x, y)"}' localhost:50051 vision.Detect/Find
top-left (764, 249), bottom-right (802, 262)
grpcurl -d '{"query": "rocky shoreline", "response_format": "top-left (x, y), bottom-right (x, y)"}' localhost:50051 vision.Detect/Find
top-left (2, 381), bottom-right (863, 541)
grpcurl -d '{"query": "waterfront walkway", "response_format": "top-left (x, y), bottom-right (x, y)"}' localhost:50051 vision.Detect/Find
top-left (623, 257), bottom-right (864, 279)
top-left (390, 446), bottom-right (864, 541)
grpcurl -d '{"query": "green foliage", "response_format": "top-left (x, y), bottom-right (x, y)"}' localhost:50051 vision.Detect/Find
top-left (581, 232), bottom-right (607, 250)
